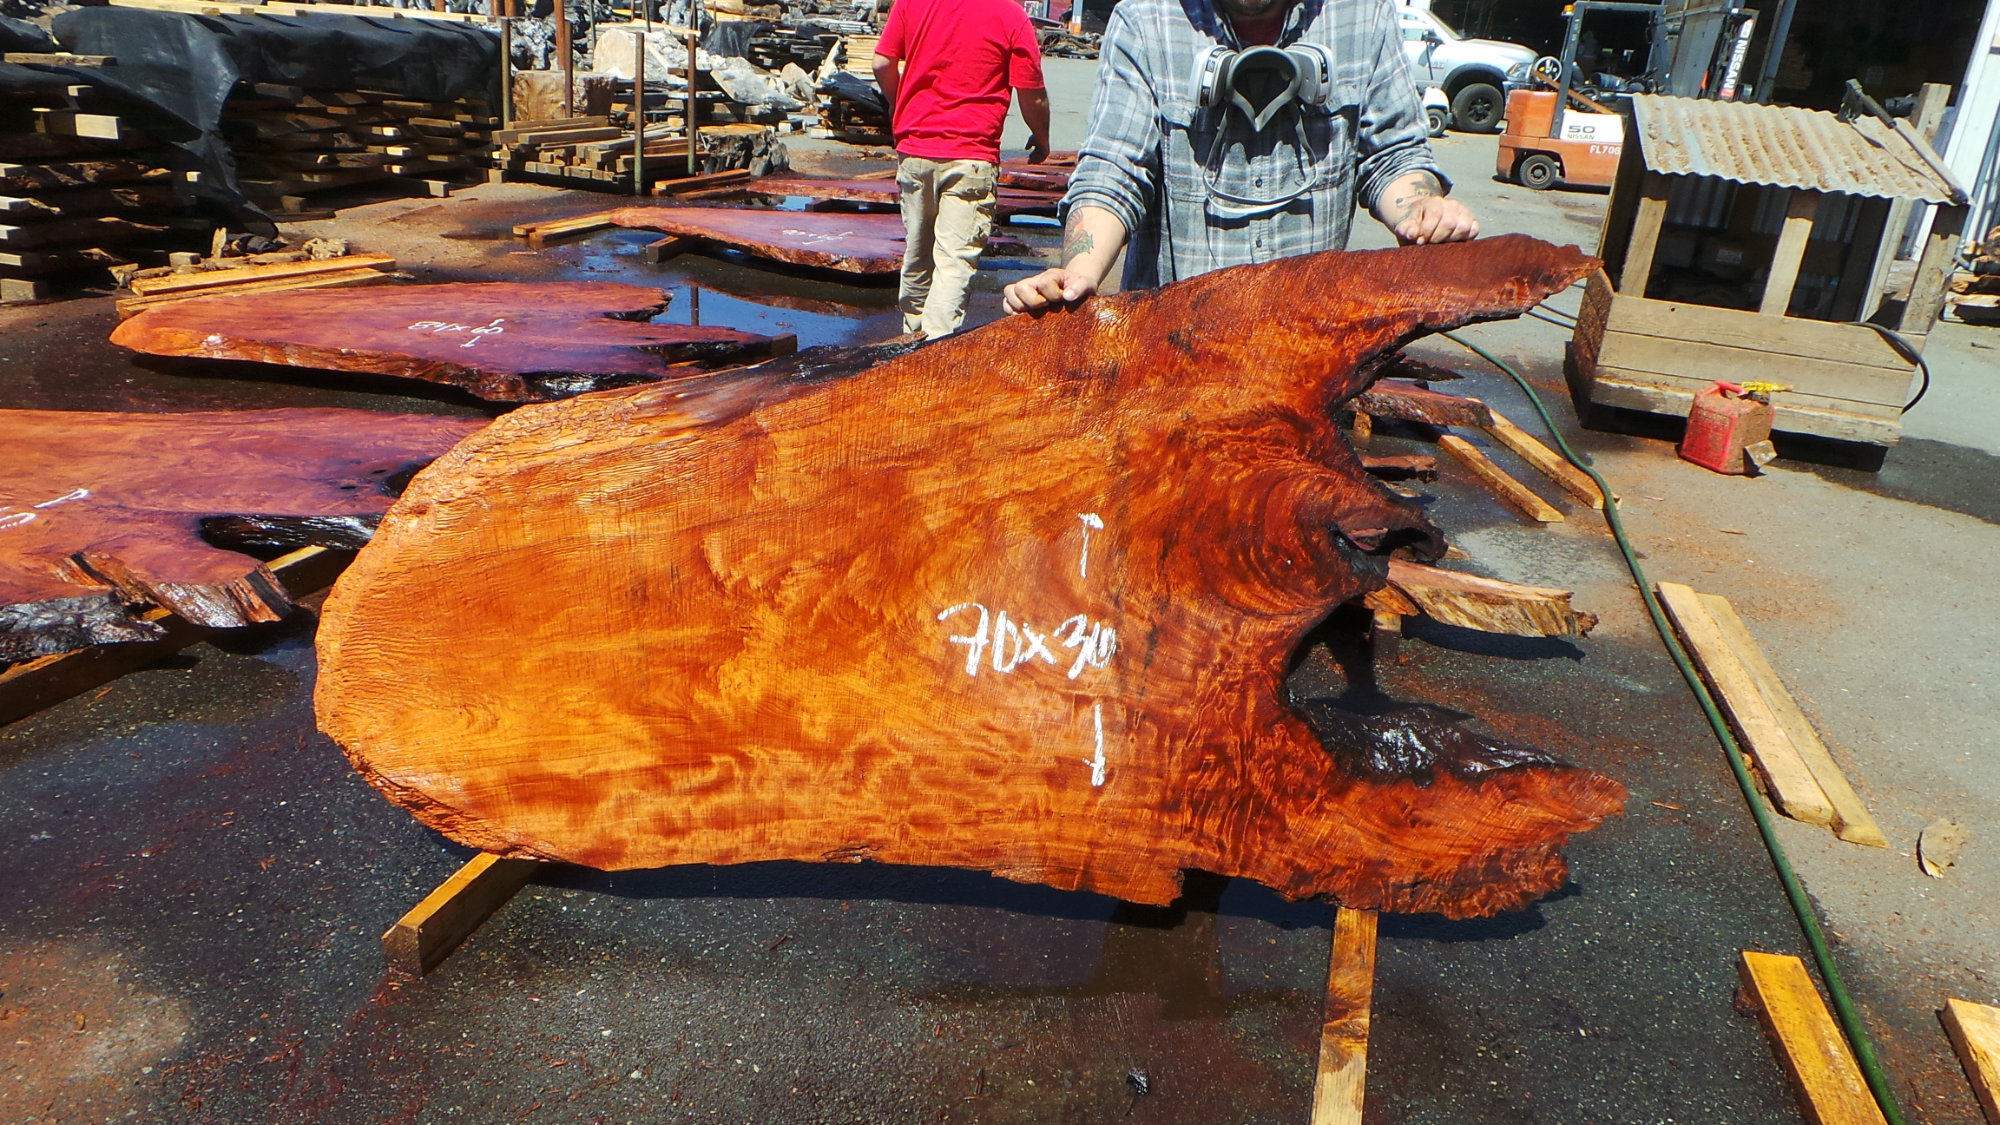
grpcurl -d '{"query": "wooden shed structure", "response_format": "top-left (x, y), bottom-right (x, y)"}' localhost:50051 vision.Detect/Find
top-left (1570, 94), bottom-right (1970, 451)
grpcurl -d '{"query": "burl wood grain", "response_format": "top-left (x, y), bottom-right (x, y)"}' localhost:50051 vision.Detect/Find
top-left (109, 282), bottom-right (797, 403)
top-left (0, 409), bottom-right (483, 663)
top-left (317, 236), bottom-right (1625, 918)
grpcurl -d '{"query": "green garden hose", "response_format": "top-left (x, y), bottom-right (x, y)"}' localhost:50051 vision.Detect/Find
top-left (1437, 327), bottom-right (1909, 1125)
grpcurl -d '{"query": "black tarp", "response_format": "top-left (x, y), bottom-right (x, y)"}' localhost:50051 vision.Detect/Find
top-left (30, 7), bottom-right (499, 230)
top-left (0, 14), bottom-right (57, 52)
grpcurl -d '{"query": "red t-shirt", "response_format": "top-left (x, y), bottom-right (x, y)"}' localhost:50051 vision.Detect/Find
top-left (877, 0), bottom-right (1045, 164)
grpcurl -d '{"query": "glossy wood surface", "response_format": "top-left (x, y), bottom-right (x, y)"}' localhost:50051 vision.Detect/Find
top-left (110, 282), bottom-right (796, 402)
top-left (317, 236), bottom-right (1623, 918)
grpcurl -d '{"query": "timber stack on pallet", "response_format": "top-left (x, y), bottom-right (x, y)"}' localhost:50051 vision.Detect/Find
top-left (221, 82), bottom-right (496, 212)
top-left (1, 65), bottom-right (211, 303)
top-left (493, 116), bottom-right (782, 190)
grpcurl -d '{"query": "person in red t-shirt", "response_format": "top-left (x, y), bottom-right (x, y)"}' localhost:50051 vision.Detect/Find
top-left (873, 0), bottom-right (1050, 339)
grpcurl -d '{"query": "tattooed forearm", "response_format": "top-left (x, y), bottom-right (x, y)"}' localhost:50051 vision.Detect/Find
top-left (1385, 171), bottom-right (1444, 223)
top-left (1061, 224), bottom-right (1096, 267)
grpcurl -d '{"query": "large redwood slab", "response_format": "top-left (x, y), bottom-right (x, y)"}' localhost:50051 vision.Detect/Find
top-left (1, 409), bottom-right (483, 663)
top-left (605, 207), bottom-right (911, 274)
top-left (110, 282), bottom-right (798, 403)
top-left (316, 236), bottom-right (1623, 919)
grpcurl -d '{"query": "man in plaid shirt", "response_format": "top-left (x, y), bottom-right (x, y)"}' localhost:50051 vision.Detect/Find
top-left (1004, 0), bottom-right (1477, 312)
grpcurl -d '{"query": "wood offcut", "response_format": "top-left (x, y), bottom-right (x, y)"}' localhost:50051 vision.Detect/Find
top-left (0, 408), bottom-right (482, 663)
top-left (317, 236), bottom-right (1623, 919)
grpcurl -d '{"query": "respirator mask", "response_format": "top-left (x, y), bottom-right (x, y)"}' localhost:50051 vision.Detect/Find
top-left (1192, 42), bottom-right (1336, 129)
top-left (1187, 41), bottom-right (1337, 213)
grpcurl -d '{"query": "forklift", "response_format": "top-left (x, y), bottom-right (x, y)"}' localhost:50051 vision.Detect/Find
top-left (1497, 1), bottom-right (1663, 191)
top-left (1497, 0), bottom-right (1763, 190)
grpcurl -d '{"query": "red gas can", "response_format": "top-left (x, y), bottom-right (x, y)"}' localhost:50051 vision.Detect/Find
top-left (1679, 382), bottom-right (1774, 475)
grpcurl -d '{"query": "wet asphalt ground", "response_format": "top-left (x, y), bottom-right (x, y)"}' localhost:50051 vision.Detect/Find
top-left (3, 62), bottom-right (1995, 1123)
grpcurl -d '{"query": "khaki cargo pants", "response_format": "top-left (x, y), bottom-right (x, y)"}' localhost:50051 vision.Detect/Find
top-left (895, 156), bottom-right (997, 339)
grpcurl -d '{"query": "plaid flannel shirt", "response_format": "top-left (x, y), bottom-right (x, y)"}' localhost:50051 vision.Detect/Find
top-left (1064, 0), bottom-right (1444, 288)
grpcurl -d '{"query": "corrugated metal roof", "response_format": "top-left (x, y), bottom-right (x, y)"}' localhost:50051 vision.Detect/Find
top-left (1629, 95), bottom-right (1963, 204)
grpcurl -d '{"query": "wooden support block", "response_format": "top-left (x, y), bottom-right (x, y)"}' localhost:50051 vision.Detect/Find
top-left (1369, 609), bottom-right (1401, 664)
top-left (0, 545), bottom-right (351, 727)
top-left (1479, 407), bottom-right (1604, 509)
top-left (1696, 593), bottom-right (1886, 848)
top-left (1944, 998), bottom-right (2000, 1125)
top-left (1, 277), bottom-right (47, 303)
top-left (1309, 907), bottom-right (1378, 1125)
top-left (1381, 558), bottom-right (1593, 638)
top-left (4, 53), bottom-right (114, 67)
top-left (382, 852), bottom-right (543, 976)
top-left (1439, 434), bottom-right (1564, 522)
top-left (34, 110), bottom-right (122, 141)
top-left (1737, 951), bottom-right (1888, 1125)
top-left (517, 210), bottom-right (620, 247)
top-left (642, 235), bottom-right (697, 263)
top-left (1656, 583), bottom-right (1836, 826)
top-left (1354, 380), bottom-right (1494, 428)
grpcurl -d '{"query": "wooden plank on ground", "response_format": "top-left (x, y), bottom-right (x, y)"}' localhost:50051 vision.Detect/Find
top-left (1309, 907), bottom-right (1378, 1125)
top-left (1655, 582), bottom-right (1836, 826)
top-left (115, 267), bottom-right (398, 319)
top-left (515, 210), bottom-right (620, 246)
top-left (1480, 407), bottom-right (1604, 508)
top-left (1696, 593), bottom-right (1887, 848)
top-left (1737, 951), bottom-right (1888, 1125)
top-left (1943, 998), bottom-right (2000, 1125)
top-left (382, 852), bottom-right (543, 976)
top-left (651, 169), bottom-right (754, 196)
top-left (127, 253), bottom-right (395, 296)
top-left (1439, 434), bottom-right (1564, 522)
top-left (0, 546), bottom-right (351, 727)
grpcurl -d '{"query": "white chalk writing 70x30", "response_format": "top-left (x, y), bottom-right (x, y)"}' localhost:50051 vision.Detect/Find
top-left (936, 603), bottom-right (1116, 680)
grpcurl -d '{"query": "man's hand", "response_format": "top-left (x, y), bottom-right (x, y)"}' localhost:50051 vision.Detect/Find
top-left (1027, 134), bottom-right (1051, 165)
top-left (1003, 267), bottom-right (1099, 314)
top-left (1001, 204), bottom-right (1127, 315)
top-left (1373, 170), bottom-right (1479, 245)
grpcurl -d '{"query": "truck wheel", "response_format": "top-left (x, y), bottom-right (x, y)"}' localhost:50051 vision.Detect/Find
top-left (1450, 83), bottom-right (1504, 133)
top-left (1518, 153), bottom-right (1560, 190)
top-left (1425, 106), bottom-right (1449, 137)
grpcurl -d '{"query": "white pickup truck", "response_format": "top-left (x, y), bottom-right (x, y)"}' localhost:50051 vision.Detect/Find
top-left (1397, 2), bottom-right (1538, 134)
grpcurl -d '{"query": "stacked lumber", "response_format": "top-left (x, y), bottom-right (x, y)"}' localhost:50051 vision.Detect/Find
top-left (744, 26), bottom-right (841, 73)
top-left (113, 251), bottom-right (401, 319)
top-left (0, 76), bottom-right (208, 302)
top-left (493, 116), bottom-right (781, 191)
top-left (1945, 223), bottom-right (2000, 324)
top-left (221, 83), bottom-right (496, 212)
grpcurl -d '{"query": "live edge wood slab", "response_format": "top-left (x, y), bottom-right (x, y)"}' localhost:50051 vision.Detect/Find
top-left (0, 409), bottom-right (483, 663)
top-left (110, 282), bottom-right (798, 403)
top-left (316, 235), bottom-right (1626, 918)
top-left (604, 207), bottom-right (907, 274)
